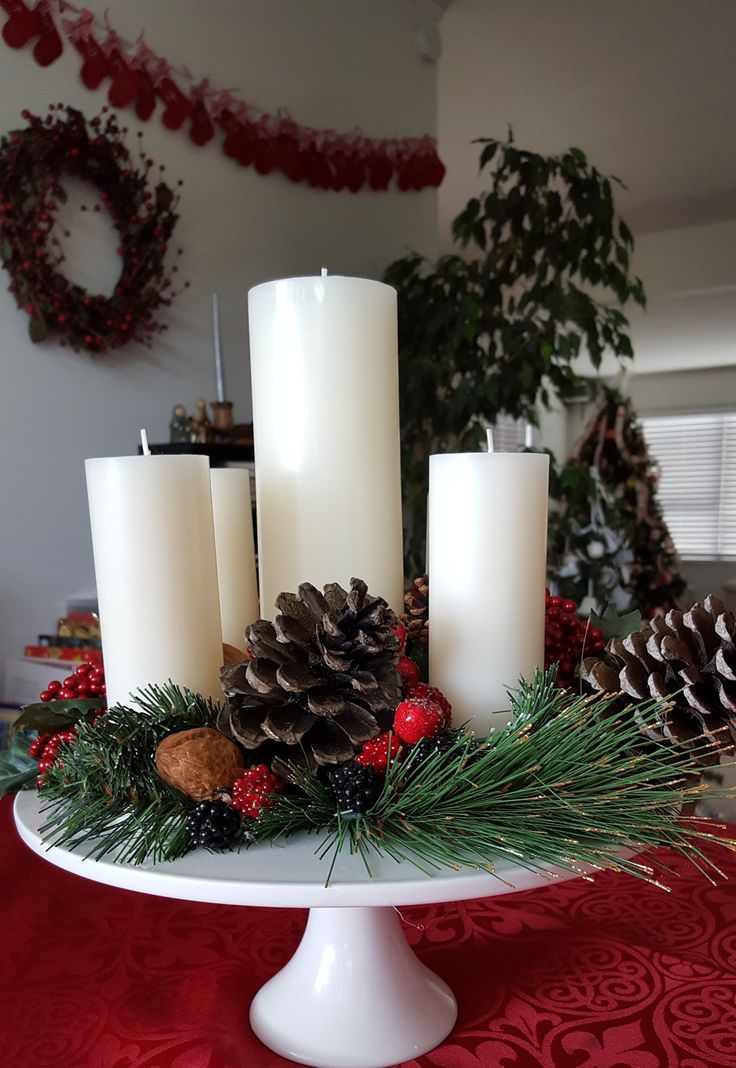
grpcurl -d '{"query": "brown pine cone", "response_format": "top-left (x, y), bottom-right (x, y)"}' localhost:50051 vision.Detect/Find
top-left (402, 575), bottom-right (429, 646)
top-left (582, 594), bottom-right (736, 764)
top-left (218, 578), bottom-right (401, 766)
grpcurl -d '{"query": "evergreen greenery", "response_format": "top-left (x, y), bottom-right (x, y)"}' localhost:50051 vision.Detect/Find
top-left (549, 384), bottom-right (686, 613)
top-left (38, 683), bottom-right (228, 864)
top-left (257, 669), bottom-right (732, 887)
top-left (385, 135), bottom-right (646, 575)
top-left (30, 672), bottom-right (734, 888)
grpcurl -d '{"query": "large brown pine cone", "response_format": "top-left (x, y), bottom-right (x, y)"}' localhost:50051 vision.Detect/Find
top-left (218, 578), bottom-right (401, 766)
top-left (582, 594), bottom-right (736, 763)
top-left (402, 575), bottom-right (429, 646)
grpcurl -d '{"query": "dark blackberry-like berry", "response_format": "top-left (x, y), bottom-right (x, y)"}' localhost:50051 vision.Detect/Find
top-left (327, 761), bottom-right (381, 814)
top-left (186, 800), bottom-right (242, 850)
top-left (410, 731), bottom-right (458, 766)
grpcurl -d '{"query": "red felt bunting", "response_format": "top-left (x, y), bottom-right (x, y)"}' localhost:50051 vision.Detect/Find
top-left (2, 1), bottom-right (445, 193)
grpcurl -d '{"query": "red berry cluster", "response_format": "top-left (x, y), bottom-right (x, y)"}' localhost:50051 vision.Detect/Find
top-left (39, 661), bottom-right (107, 702)
top-left (544, 591), bottom-right (605, 689)
top-left (29, 663), bottom-right (107, 784)
top-left (231, 764), bottom-right (284, 819)
top-left (356, 731), bottom-right (401, 773)
top-left (31, 728), bottom-right (77, 780)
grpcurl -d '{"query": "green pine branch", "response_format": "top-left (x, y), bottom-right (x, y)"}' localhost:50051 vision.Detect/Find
top-left (38, 683), bottom-right (222, 864)
top-left (30, 670), bottom-right (736, 888)
top-left (256, 669), bottom-right (735, 887)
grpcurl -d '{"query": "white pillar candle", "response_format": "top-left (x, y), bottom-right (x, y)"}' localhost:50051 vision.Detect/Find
top-left (248, 273), bottom-right (404, 615)
top-left (210, 467), bottom-right (259, 649)
top-left (85, 450), bottom-right (223, 708)
top-left (428, 451), bottom-right (549, 733)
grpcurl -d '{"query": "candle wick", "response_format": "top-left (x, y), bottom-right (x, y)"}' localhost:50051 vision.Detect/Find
top-left (140, 428), bottom-right (151, 456)
top-left (321, 267), bottom-right (328, 277)
top-left (486, 427), bottom-right (494, 454)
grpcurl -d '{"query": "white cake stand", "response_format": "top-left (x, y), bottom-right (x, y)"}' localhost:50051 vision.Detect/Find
top-left (15, 791), bottom-right (585, 1068)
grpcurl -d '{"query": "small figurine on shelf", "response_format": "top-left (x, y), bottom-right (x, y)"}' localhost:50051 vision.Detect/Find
top-left (169, 404), bottom-right (191, 443)
top-left (190, 399), bottom-right (211, 443)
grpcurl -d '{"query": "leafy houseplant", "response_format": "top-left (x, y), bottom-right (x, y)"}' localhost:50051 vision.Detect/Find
top-left (384, 134), bottom-right (646, 576)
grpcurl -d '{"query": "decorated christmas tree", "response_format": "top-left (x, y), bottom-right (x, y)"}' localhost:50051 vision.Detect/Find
top-left (549, 385), bottom-right (686, 615)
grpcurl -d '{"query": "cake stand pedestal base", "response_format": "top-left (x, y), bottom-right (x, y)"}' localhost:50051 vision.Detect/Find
top-left (249, 905), bottom-right (457, 1068)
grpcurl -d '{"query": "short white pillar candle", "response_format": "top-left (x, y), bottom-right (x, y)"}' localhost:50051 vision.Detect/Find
top-left (428, 451), bottom-right (549, 733)
top-left (85, 450), bottom-right (223, 708)
top-left (210, 467), bottom-right (259, 649)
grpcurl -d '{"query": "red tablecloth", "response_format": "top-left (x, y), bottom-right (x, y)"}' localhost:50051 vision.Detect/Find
top-left (2, 794), bottom-right (736, 1068)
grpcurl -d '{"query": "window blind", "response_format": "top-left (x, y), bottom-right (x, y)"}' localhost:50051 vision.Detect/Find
top-left (641, 411), bottom-right (736, 561)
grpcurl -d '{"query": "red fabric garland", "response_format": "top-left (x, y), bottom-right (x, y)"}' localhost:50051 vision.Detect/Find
top-left (3, 793), bottom-right (736, 1068)
top-left (1, 0), bottom-right (444, 193)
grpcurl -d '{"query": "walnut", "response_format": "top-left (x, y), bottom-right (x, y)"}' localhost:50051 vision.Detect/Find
top-left (155, 727), bottom-right (242, 800)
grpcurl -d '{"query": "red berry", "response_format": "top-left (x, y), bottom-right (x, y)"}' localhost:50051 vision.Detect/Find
top-left (393, 698), bottom-right (443, 745)
top-left (231, 764), bottom-right (283, 819)
top-left (76, 686), bottom-right (90, 698)
top-left (29, 731), bottom-right (53, 759)
top-left (392, 623), bottom-right (408, 652)
top-left (397, 656), bottom-right (421, 693)
top-left (589, 627), bottom-right (604, 643)
top-left (62, 676), bottom-right (78, 691)
top-left (74, 663), bottom-right (92, 677)
top-left (356, 732), bottom-right (401, 773)
top-left (562, 599), bottom-right (577, 614)
top-left (46, 679), bottom-right (62, 695)
top-left (548, 596), bottom-right (563, 610)
top-left (407, 683), bottom-right (452, 725)
top-left (39, 690), bottom-right (53, 702)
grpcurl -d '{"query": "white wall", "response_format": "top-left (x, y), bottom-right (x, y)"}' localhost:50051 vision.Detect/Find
top-left (436, 0), bottom-right (736, 447)
top-left (0, 0), bottom-right (438, 696)
top-left (438, 0), bottom-right (736, 242)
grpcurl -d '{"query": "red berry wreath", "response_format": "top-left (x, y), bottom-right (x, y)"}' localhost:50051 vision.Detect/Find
top-left (0, 104), bottom-right (185, 354)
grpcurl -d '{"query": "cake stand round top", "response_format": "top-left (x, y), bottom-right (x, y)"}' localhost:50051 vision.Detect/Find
top-left (15, 790), bottom-right (582, 909)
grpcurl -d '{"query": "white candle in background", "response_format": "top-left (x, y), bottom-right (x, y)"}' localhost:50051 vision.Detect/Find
top-left (248, 273), bottom-right (404, 616)
top-left (85, 441), bottom-right (223, 707)
top-left (428, 451), bottom-right (549, 733)
top-left (210, 467), bottom-right (259, 649)
top-left (212, 292), bottom-right (226, 403)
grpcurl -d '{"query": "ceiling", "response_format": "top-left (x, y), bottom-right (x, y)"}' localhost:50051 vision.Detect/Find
top-left (438, 0), bottom-right (736, 240)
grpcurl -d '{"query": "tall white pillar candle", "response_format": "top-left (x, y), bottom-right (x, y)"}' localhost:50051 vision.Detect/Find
top-left (248, 274), bottom-right (403, 615)
top-left (85, 453), bottom-right (223, 707)
top-left (428, 452), bottom-right (549, 733)
top-left (210, 467), bottom-right (259, 649)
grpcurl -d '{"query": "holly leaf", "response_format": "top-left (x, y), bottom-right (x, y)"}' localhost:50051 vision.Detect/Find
top-left (590, 603), bottom-right (642, 639)
top-left (13, 698), bottom-right (105, 734)
top-left (0, 739), bottom-right (38, 797)
top-left (28, 316), bottom-right (48, 344)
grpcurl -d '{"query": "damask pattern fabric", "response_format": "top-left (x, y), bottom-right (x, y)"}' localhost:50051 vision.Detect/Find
top-left (2, 795), bottom-right (735, 1068)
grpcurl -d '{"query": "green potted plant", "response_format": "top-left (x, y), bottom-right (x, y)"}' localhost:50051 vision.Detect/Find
top-left (385, 133), bottom-right (646, 576)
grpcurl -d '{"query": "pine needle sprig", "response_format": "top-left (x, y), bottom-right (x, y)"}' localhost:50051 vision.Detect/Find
top-left (38, 683), bottom-right (222, 864)
top-left (256, 669), bottom-right (736, 887)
